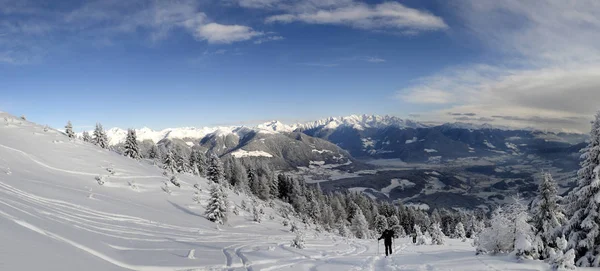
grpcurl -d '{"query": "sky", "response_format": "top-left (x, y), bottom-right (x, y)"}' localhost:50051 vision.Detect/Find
top-left (1, 0), bottom-right (599, 133)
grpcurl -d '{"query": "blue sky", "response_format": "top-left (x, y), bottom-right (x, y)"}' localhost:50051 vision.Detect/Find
top-left (1, 0), bottom-right (599, 132)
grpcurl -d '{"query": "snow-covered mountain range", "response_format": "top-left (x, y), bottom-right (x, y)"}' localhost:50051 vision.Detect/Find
top-left (78, 114), bottom-right (587, 169)
top-left (84, 114), bottom-right (426, 146)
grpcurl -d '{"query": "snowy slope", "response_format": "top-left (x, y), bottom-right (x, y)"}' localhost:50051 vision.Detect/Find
top-left (0, 113), bottom-right (564, 271)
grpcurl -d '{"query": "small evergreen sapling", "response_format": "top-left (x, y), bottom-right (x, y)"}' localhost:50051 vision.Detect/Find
top-left (455, 222), bottom-right (467, 242)
top-left (205, 184), bottom-right (229, 225)
top-left (65, 121), bottom-right (75, 139)
top-left (123, 129), bottom-right (141, 159)
top-left (430, 222), bottom-right (446, 245)
top-left (291, 231), bottom-right (306, 249)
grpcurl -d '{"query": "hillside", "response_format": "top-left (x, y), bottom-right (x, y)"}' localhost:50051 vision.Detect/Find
top-left (0, 112), bottom-right (567, 270)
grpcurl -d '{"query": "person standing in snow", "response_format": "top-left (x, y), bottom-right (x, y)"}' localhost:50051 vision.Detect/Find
top-left (378, 228), bottom-right (395, 256)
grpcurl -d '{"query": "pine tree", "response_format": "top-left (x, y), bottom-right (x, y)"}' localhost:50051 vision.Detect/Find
top-left (93, 123), bottom-right (109, 149)
top-left (563, 112), bottom-right (600, 267)
top-left (123, 129), bottom-right (140, 159)
top-left (291, 231), bottom-right (306, 249)
top-left (415, 225), bottom-right (428, 245)
top-left (332, 197), bottom-right (347, 223)
top-left (206, 153), bottom-right (225, 184)
top-left (148, 144), bottom-right (159, 159)
top-left (351, 207), bottom-right (369, 239)
top-left (255, 175), bottom-right (271, 200)
top-left (65, 121), bottom-right (75, 139)
top-left (337, 221), bottom-right (350, 237)
top-left (455, 222), bottom-right (467, 241)
top-left (531, 172), bottom-right (566, 260)
top-left (430, 222), bottom-right (446, 245)
top-left (195, 151), bottom-right (207, 176)
top-left (549, 236), bottom-right (576, 270)
top-left (189, 149), bottom-right (200, 175)
top-left (205, 183), bottom-right (228, 225)
top-left (476, 198), bottom-right (535, 258)
top-left (82, 131), bottom-right (92, 143)
top-left (174, 147), bottom-right (187, 173)
top-left (162, 148), bottom-right (176, 173)
top-left (388, 215), bottom-right (403, 238)
top-left (269, 175), bottom-right (279, 199)
top-left (230, 159), bottom-right (249, 192)
top-left (374, 214), bottom-right (388, 234)
top-left (252, 205), bottom-right (262, 223)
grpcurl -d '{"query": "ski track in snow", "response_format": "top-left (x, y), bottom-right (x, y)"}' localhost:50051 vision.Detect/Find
top-left (0, 143), bottom-right (163, 180)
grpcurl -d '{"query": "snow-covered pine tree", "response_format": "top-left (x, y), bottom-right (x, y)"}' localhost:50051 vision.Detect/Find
top-left (195, 151), bottom-right (207, 176)
top-left (321, 204), bottom-right (335, 230)
top-left (308, 196), bottom-right (322, 223)
top-left (351, 207), bottom-right (370, 239)
top-left (469, 214), bottom-right (485, 238)
top-left (415, 225), bottom-right (428, 245)
top-left (476, 207), bottom-right (513, 254)
top-left (269, 175), bottom-right (279, 199)
top-left (123, 129), bottom-right (140, 159)
top-left (476, 197), bottom-right (535, 259)
top-left (387, 215), bottom-right (400, 231)
top-left (65, 121), bottom-right (75, 139)
top-left (255, 175), bottom-right (271, 200)
top-left (189, 149), bottom-right (200, 175)
top-left (337, 221), bottom-right (350, 237)
top-left (531, 172), bottom-right (566, 260)
top-left (510, 197), bottom-right (536, 259)
top-left (455, 222), bottom-right (467, 241)
top-left (430, 222), bottom-right (446, 245)
top-left (548, 236), bottom-right (576, 270)
top-left (174, 147), bottom-right (187, 173)
top-left (332, 197), bottom-right (347, 223)
top-left (431, 209), bottom-right (441, 224)
top-left (148, 144), bottom-right (159, 160)
top-left (291, 231), bottom-right (306, 249)
top-left (93, 123), bottom-right (109, 149)
top-left (231, 159), bottom-right (249, 193)
top-left (205, 183), bottom-right (228, 225)
top-left (82, 131), bottom-right (92, 143)
top-left (206, 153), bottom-right (225, 184)
top-left (374, 214), bottom-right (388, 234)
top-left (253, 205), bottom-right (262, 223)
top-left (563, 111), bottom-right (600, 267)
top-left (162, 148), bottom-right (176, 174)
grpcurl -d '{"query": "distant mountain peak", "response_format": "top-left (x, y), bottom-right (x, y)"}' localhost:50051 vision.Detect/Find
top-left (296, 114), bottom-right (427, 131)
top-left (256, 120), bottom-right (295, 133)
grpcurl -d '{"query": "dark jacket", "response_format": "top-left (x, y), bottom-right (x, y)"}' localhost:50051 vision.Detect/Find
top-left (378, 229), bottom-right (394, 244)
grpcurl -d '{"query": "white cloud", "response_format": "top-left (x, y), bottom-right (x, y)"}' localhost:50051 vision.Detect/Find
top-left (253, 35), bottom-right (284, 44)
top-left (194, 23), bottom-right (262, 44)
top-left (397, 0), bottom-right (600, 132)
top-left (364, 57), bottom-right (385, 63)
top-left (265, 2), bottom-right (447, 33)
top-left (0, 0), bottom-right (263, 62)
top-left (234, 0), bottom-right (353, 11)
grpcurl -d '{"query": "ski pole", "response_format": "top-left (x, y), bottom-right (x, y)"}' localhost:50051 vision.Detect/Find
top-left (377, 239), bottom-right (380, 255)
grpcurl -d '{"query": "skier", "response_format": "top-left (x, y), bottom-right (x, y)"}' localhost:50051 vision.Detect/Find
top-left (378, 228), bottom-right (395, 256)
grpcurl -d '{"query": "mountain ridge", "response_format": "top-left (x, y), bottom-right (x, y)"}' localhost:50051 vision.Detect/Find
top-left (81, 114), bottom-right (580, 146)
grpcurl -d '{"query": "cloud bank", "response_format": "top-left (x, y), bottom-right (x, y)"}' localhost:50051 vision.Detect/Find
top-left (397, 0), bottom-right (600, 132)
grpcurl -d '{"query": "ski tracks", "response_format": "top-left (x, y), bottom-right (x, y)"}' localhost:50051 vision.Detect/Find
top-left (0, 143), bottom-right (163, 180)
